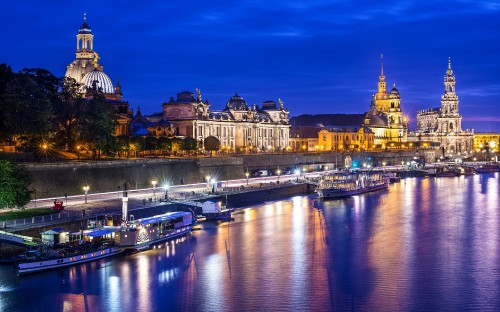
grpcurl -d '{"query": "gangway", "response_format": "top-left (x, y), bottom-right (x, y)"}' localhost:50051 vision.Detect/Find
top-left (0, 230), bottom-right (39, 248)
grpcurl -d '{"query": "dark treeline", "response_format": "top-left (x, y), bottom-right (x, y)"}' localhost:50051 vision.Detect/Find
top-left (0, 64), bottom-right (117, 160)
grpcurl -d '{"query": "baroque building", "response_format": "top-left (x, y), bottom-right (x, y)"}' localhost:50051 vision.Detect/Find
top-left (160, 90), bottom-right (290, 152)
top-left (65, 15), bottom-right (132, 136)
top-left (473, 133), bottom-right (499, 154)
top-left (365, 55), bottom-right (408, 147)
top-left (290, 56), bottom-right (409, 150)
top-left (408, 58), bottom-right (474, 155)
top-left (318, 127), bottom-right (375, 151)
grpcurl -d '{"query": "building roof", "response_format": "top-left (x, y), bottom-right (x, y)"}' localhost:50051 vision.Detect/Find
top-left (290, 114), bottom-right (366, 127)
top-left (225, 93), bottom-right (249, 111)
top-left (83, 69), bottom-right (114, 94)
top-left (365, 112), bottom-right (388, 126)
top-left (290, 126), bottom-right (322, 138)
top-left (134, 211), bottom-right (191, 226)
top-left (78, 19), bottom-right (92, 34)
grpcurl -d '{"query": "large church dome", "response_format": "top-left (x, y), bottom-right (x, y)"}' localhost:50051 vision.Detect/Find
top-left (82, 69), bottom-right (114, 94)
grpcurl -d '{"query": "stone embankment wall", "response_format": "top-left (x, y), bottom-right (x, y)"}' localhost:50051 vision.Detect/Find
top-left (22, 150), bottom-right (431, 198)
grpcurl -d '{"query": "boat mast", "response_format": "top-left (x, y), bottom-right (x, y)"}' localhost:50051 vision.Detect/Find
top-left (122, 181), bottom-right (128, 225)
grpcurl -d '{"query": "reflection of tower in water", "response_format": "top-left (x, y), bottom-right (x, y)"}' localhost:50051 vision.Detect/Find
top-left (479, 173), bottom-right (493, 194)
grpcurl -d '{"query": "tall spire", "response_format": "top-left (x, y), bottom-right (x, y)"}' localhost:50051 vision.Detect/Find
top-left (445, 56), bottom-right (454, 77)
top-left (380, 53), bottom-right (384, 76)
top-left (84, 12), bottom-right (86, 22)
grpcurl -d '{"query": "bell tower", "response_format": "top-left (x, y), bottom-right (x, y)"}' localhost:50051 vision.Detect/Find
top-left (76, 13), bottom-right (95, 60)
top-left (378, 54), bottom-right (386, 95)
top-left (374, 54), bottom-right (390, 112)
top-left (441, 57), bottom-right (459, 115)
top-left (66, 14), bottom-right (100, 84)
top-left (437, 57), bottom-right (462, 133)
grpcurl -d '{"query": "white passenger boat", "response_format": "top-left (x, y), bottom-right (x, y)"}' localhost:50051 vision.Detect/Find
top-left (17, 185), bottom-right (196, 275)
top-left (115, 211), bottom-right (195, 251)
top-left (316, 171), bottom-right (389, 199)
top-left (17, 227), bottom-right (123, 276)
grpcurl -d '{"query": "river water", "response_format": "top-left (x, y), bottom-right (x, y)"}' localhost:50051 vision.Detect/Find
top-left (1, 174), bottom-right (500, 312)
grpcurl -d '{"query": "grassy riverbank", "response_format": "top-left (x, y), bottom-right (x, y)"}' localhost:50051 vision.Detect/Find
top-left (0, 208), bottom-right (55, 221)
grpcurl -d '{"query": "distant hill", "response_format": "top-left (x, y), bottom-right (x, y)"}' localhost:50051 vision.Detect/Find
top-left (290, 114), bottom-right (366, 128)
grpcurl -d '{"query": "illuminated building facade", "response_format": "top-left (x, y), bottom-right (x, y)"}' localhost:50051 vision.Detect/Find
top-left (289, 127), bottom-right (319, 152)
top-left (65, 15), bottom-right (132, 137)
top-left (474, 133), bottom-right (499, 153)
top-left (409, 58), bottom-right (474, 155)
top-left (366, 55), bottom-right (408, 146)
top-left (318, 127), bottom-right (374, 151)
top-left (161, 91), bottom-right (290, 152)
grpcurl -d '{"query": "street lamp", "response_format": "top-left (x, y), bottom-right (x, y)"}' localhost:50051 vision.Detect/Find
top-left (152, 180), bottom-right (157, 199)
top-left (76, 145), bottom-right (81, 160)
top-left (211, 178), bottom-right (216, 193)
top-left (163, 184), bottom-right (169, 201)
top-left (245, 172), bottom-right (249, 185)
top-left (83, 185), bottom-right (89, 204)
top-left (295, 169), bottom-right (300, 181)
top-left (205, 175), bottom-right (211, 192)
top-left (276, 168), bottom-right (281, 183)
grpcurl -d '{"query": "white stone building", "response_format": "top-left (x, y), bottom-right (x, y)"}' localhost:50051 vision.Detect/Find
top-left (160, 90), bottom-right (290, 152)
top-left (408, 58), bottom-right (474, 155)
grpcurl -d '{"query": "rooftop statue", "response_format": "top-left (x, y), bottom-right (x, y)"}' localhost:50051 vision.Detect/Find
top-left (196, 88), bottom-right (202, 103)
top-left (93, 52), bottom-right (99, 68)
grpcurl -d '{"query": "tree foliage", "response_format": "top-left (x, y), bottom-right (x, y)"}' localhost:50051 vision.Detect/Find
top-left (0, 160), bottom-right (32, 209)
top-left (183, 137), bottom-right (198, 151)
top-left (2, 68), bottom-right (55, 138)
top-left (0, 64), bottom-right (119, 158)
top-left (79, 94), bottom-right (118, 159)
top-left (52, 77), bottom-right (86, 150)
top-left (204, 135), bottom-right (220, 152)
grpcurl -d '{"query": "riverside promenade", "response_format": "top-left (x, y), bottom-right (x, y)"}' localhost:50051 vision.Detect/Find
top-left (2, 174), bottom-right (314, 235)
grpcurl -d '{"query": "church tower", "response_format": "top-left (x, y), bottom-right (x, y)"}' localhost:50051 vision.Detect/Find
top-left (374, 54), bottom-right (389, 112)
top-left (387, 83), bottom-right (402, 126)
top-left (436, 58), bottom-right (462, 133)
top-left (66, 13), bottom-right (101, 84)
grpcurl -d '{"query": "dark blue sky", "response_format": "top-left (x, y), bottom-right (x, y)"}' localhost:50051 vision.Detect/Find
top-left (2, 1), bottom-right (500, 132)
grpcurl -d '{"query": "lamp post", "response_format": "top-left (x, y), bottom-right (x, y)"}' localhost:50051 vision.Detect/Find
top-left (245, 172), bottom-right (249, 185)
top-left (206, 175), bottom-right (211, 189)
top-left (76, 145), bottom-right (81, 160)
top-left (211, 178), bottom-right (216, 193)
top-left (152, 180), bottom-right (157, 200)
top-left (295, 169), bottom-right (300, 181)
top-left (276, 168), bottom-right (281, 183)
top-left (83, 185), bottom-right (89, 204)
top-left (163, 184), bottom-right (169, 201)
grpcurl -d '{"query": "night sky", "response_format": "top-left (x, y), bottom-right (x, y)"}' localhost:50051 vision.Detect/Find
top-left (2, 1), bottom-right (500, 132)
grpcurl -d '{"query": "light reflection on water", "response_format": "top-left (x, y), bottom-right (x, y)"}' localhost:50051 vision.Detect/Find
top-left (0, 174), bottom-right (500, 311)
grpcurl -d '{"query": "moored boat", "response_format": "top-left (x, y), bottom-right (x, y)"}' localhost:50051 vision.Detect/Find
top-left (384, 172), bottom-right (401, 183)
top-left (115, 211), bottom-right (196, 251)
top-left (16, 227), bottom-right (123, 276)
top-left (316, 171), bottom-right (389, 199)
top-left (476, 163), bottom-right (499, 173)
top-left (201, 201), bottom-right (234, 220)
top-left (435, 167), bottom-right (460, 177)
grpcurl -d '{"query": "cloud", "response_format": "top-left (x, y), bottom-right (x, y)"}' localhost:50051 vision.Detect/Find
top-left (463, 116), bottom-right (500, 122)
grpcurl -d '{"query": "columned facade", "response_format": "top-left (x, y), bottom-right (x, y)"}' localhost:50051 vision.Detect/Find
top-left (162, 91), bottom-right (290, 152)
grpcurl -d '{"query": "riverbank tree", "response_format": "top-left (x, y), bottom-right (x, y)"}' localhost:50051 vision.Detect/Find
top-left (0, 160), bottom-right (32, 209)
